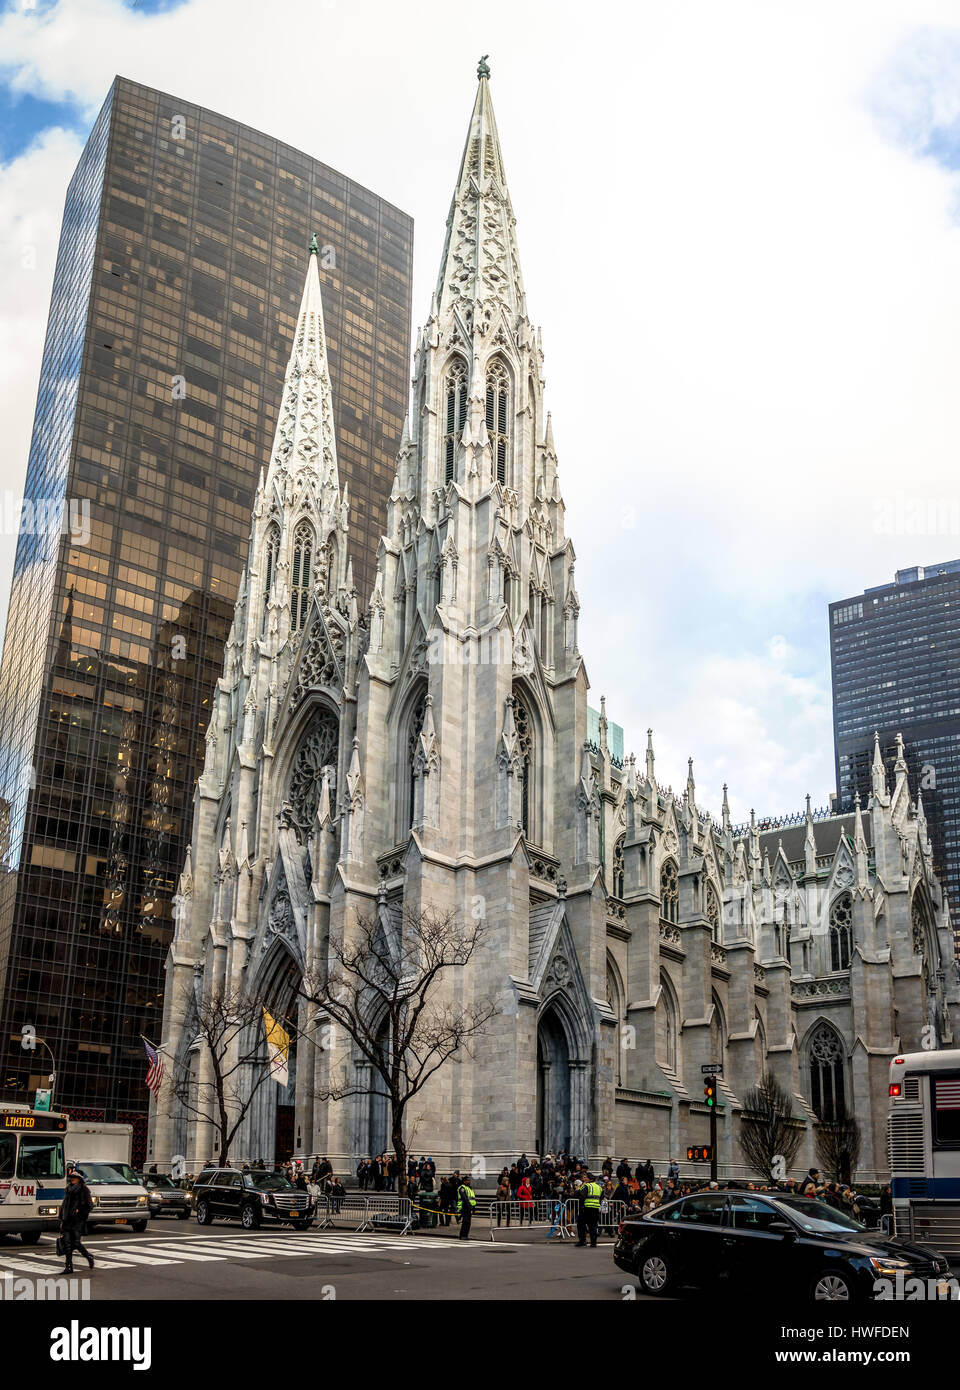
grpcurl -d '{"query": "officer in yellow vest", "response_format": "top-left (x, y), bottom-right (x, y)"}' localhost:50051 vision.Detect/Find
top-left (576, 1172), bottom-right (603, 1247)
top-left (457, 1177), bottom-right (478, 1240)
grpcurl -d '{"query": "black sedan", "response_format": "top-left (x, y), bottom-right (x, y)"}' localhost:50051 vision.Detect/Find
top-left (613, 1190), bottom-right (951, 1301)
top-left (142, 1174), bottom-right (192, 1220)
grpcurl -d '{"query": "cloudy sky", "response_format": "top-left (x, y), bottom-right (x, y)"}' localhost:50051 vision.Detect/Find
top-left (3, 0), bottom-right (960, 824)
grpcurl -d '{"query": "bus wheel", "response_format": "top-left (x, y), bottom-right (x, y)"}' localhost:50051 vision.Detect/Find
top-left (20, 1230), bottom-right (42, 1246)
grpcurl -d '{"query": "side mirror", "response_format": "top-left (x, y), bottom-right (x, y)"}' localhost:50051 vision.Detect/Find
top-left (768, 1220), bottom-right (796, 1238)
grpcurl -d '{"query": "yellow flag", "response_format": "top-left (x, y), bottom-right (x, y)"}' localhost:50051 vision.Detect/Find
top-left (262, 1007), bottom-right (290, 1088)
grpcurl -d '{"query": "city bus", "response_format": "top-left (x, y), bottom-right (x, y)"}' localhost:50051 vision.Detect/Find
top-left (888, 1049), bottom-right (960, 1261)
top-left (0, 1105), bottom-right (67, 1243)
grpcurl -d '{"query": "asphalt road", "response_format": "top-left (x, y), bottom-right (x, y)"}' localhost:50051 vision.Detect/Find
top-left (0, 1220), bottom-right (655, 1301)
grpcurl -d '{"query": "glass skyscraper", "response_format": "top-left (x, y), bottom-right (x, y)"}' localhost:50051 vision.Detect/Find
top-left (0, 78), bottom-right (413, 1159)
top-left (830, 558), bottom-right (960, 956)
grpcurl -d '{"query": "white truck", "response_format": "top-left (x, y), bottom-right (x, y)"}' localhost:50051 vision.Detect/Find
top-left (63, 1122), bottom-right (150, 1231)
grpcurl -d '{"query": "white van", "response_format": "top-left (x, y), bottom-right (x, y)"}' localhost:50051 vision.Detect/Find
top-left (72, 1160), bottom-right (150, 1231)
top-left (64, 1123), bottom-right (149, 1231)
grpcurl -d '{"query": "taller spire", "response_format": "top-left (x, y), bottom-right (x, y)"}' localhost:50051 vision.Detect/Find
top-left (435, 60), bottom-right (526, 323)
top-left (264, 243), bottom-right (340, 501)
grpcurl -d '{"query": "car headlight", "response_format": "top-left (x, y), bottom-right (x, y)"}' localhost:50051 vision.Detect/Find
top-left (39, 1205), bottom-right (59, 1216)
top-left (137, 1195), bottom-right (148, 1205)
top-left (869, 1256), bottom-right (911, 1275)
top-left (91, 1195), bottom-right (100, 1206)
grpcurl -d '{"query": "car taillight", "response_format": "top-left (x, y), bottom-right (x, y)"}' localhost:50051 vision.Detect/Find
top-left (889, 1083), bottom-right (901, 1097)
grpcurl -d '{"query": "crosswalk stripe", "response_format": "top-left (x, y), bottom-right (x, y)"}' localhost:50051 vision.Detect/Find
top-left (0, 1255), bottom-right (67, 1274)
top-left (90, 1249), bottom-right (178, 1266)
top-left (111, 1244), bottom-right (224, 1263)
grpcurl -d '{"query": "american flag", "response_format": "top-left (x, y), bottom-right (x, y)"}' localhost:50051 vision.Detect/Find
top-left (935, 1079), bottom-right (960, 1111)
top-left (142, 1037), bottom-right (164, 1099)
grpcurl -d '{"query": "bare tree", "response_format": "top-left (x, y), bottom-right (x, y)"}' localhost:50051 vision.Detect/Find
top-left (738, 1071), bottom-right (804, 1181)
top-left (173, 987), bottom-right (284, 1165)
top-left (302, 905), bottom-right (499, 1197)
top-left (816, 1106), bottom-right (862, 1185)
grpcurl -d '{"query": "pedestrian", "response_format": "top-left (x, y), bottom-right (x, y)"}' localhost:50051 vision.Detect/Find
top-left (496, 1172), bottom-right (511, 1227)
top-left (576, 1170), bottom-right (603, 1247)
top-left (666, 1157), bottom-right (679, 1183)
top-left (457, 1176), bottom-right (477, 1240)
top-left (59, 1168), bottom-right (95, 1274)
top-left (517, 1173), bottom-right (534, 1225)
top-left (438, 1175), bottom-right (455, 1228)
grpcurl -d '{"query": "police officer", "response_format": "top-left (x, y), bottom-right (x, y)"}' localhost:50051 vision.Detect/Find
top-left (457, 1176), bottom-right (478, 1240)
top-left (576, 1171), bottom-right (603, 1247)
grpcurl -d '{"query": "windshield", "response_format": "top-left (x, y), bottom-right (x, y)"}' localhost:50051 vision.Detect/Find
top-left (244, 1173), bottom-right (294, 1191)
top-left (776, 1197), bottom-right (865, 1233)
top-left (146, 1176), bottom-right (175, 1189)
top-left (79, 1162), bottom-right (139, 1186)
top-left (16, 1136), bottom-right (65, 1180)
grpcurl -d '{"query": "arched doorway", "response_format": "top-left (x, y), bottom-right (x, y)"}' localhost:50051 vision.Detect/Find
top-left (243, 943), bottom-right (303, 1165)
top-left (537, 1007), bottom-right (571, 1155)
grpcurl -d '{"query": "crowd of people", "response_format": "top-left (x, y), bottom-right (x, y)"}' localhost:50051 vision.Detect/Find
top-left (144, 1151), bottom-right (891, 1238)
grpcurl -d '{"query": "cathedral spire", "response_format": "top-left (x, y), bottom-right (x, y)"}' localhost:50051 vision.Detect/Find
top-left (645, 728), bottom-right (656, 785)
top-left (435, 62), bottom-right (526, 323)
top-left (264, 242), bottom-right (340, 500)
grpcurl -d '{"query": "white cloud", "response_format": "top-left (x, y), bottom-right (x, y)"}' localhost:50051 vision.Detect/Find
top-left (4, 1), bottom-right (960, 816)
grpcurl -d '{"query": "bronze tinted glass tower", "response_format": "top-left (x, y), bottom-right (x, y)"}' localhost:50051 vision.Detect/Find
top-left (0, 78), bottom-right (413, 1158)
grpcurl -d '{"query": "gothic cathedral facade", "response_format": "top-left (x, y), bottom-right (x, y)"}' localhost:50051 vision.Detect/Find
top-left (150, 72), bottom-right (960, 1181)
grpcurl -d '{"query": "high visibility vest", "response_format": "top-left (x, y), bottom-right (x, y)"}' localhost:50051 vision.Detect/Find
top-left (457, 1185), bottom-right (477, 1213)
top-left (583, 1182), bottom-right (602, 1210)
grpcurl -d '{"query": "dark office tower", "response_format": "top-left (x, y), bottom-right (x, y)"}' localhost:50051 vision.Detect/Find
top-left (830, 559), bottom-right (960, 956)
top-left (0, 77), bottom-right (413, 1155)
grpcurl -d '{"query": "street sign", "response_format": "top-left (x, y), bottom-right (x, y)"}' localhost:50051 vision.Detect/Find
top-left (702, 1063), bottom-right (722, 1074)
top-left (33, 1090), bottom-right (51, 1111)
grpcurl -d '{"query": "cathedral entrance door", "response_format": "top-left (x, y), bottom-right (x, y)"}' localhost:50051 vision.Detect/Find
top-left (275, 1104), bottom-right (295, 1163)
top-left (536, 1009), bottom-right (571, 1155)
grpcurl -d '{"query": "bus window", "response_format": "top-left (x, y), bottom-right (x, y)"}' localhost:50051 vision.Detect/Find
top-left (932, 1076), bottom-right (960, 1147)
top-left (16, 1136), bottom-right (65, 1180)
top-left (0, 1135), bottom-right (14, 1179)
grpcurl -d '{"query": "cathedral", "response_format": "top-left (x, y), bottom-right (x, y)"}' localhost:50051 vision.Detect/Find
top-left (150, 69), bottom-right (960, 1183)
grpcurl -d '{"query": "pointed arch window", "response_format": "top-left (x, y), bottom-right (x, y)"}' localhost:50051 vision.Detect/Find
top-left (486, 359), bottom-right (510, 485)
top-left (705, 881), bottom-right (720, 942)
top-left (290, 522), bottom-right (314, 634)
top-left (809, 1023), bottom-right (846, 1121)
top-left (613, 835), bottom-right (625, 899)
top-left (513, 688), bottom-right (533, 838)
top-left (660, 860), bottom-right (679, 924)
top-left (829, 892), bottom-right (853, 971)
top-left (261, 524), bottom-right (280, 634)
top-left (606, 958), bottom-right (625, 1085)
top-left (407, 690), bottom-right (427, 832)
top-left (656, 972), bottom-right (678, 1072)
top-left (443, 360), bottom-right (468, 484)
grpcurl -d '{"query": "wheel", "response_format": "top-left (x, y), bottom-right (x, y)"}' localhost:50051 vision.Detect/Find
top-left (811, 1268), bottom-right (855, 1302)
top-left (196, 1200), bottom-right (212, 1226)
top-left (638, 1250), bottom-right (675, 1297)
top-left (19, 1230), bottom-right (42, 1246)
top-left (177, 1209), bottom-right (190, 1220)
top-left (131, 1220), bottom-right (148, 1232)
top-left (291, 1220), bottom-right (312, 1231)
top-left (240, 1203), bottom-right (261, 1230)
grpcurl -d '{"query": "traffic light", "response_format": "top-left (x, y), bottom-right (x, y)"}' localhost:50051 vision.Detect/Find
top-left (686, 1145), bottom-right (713, 1163)
top-left (704, 1076), bottom-right (716, 1107)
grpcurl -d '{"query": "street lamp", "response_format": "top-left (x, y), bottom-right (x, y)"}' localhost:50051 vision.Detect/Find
top-left (17, 1026), bottom-right (57, 1106)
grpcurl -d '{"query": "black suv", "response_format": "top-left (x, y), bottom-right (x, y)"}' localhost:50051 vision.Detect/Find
top-left (614, 1190), bottom-right (951, 1301)
top-left (142, 1174), bottom-right (191, 1220)
top-left (192, 1169), bottom-right (313, 1230)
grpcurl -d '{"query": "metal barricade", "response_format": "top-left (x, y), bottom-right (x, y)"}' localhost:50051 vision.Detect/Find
top-left (559, 1198), bottom-right (627, 1238)
top-left (489, 1198), bottom-right (571, 1241)
top-left (314, 1193), bottom-right (413, 1234)
top-left (360, 1195), bottom-right (413, 1235)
